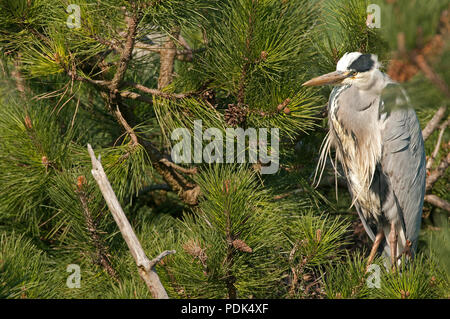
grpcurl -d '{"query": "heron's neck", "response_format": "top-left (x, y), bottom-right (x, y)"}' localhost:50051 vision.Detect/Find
top-left (353, 69), bottom-right (389, 94)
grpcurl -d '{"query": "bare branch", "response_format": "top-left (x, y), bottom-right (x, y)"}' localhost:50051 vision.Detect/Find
top-left (422, 105), bottom-right (447, 141)
top-left (122, 81), bottom-right (192, 99)
top-left (427, 117), bottom-right (449, 169)
top-left (119, 90), bottom-right (154, 104)
top-left (149, 250), bottom-right (176, 269)
top-left (426, 152), bottom-right (450, 191)
top-left (425, 194), bottom-right (450, 212)
top-left (87, 144), bottom-right (173, 299)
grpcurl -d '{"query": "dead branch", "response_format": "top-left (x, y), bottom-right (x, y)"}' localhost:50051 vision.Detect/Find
top-left (87, 144), bottom-right (175, 299)
top-left (426, 152), bottom-right (450, 191)
top-left (427, 117), bottom-right (449, 169)
top-left (425, 194), bottom-right (450, 212)
top-left (422, 106), bottom-right (447, 141)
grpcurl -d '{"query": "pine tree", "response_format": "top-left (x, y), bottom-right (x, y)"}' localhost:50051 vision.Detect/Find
top-left (0, 0), bottom-right (448, 299)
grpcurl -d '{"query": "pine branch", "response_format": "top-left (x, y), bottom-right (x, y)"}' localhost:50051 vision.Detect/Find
top-left (422, 105), bottom-right (449, 212)
top-left (75, 176), bottom-right (119, 282)
top-left (134, 36), bottom-right (201, 62)
top-left (122, 81), bottom-right (192, 99)
top-left (87, 144), bottom-right (175, 299)
top-left (236, 1), bottom-right (256, 105)
top-left (73, 11), bottom-right (201, 205)
top-left (225, 208), bottom-right (237, 299)
top-left (109, 13), bottom-right (138, 94)
top-left (12, 54), bottom-right (26, 97)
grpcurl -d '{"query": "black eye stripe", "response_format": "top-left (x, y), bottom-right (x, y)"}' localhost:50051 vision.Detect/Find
top-left (349, 54), bottom-right (374, 72)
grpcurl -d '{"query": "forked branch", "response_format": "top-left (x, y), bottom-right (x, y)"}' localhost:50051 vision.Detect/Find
top-left (87, 144), bottom-right (175, 298)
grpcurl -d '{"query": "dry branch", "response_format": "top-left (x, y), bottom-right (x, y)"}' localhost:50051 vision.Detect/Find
top-left (87, 144), bottom-right (174, 299)
top-left (425, 194), bottom-right (450, 212)
top-left (427, 117), bottom-right (449, 169)
top-left (422, 105), bottom-right (447, 141)
top-left (426, 152), bottom-right (450, 192)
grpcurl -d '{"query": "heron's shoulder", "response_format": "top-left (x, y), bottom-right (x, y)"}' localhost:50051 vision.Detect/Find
top-left (379, 81), bottom-right (412, 112)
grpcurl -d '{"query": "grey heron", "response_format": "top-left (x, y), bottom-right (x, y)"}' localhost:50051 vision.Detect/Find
top-left (303, 52), bottom-right (426, 269)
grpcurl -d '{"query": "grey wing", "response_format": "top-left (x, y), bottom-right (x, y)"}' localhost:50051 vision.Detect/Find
top-left (379, 83), bottom-right (426, 253)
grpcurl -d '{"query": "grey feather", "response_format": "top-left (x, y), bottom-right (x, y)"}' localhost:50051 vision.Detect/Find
top-left (379, 83), bottom-right (426, 254)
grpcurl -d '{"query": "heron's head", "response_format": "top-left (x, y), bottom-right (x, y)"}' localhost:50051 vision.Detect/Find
top-left (303, 52), bottom-right (382, 90)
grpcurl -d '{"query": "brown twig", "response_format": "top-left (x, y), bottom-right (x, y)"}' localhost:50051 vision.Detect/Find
top-left (158, 30), bottom-right (179, 89)
top-left (109, 13), bottom-right (138, 94)
top-left (159, 158), bottom-right (198, 175)
top-left (122, 81), bottom-right (192, 99)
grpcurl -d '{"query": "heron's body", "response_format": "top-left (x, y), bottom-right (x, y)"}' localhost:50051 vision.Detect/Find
top-left (304, 52), bottom-right (426, 267)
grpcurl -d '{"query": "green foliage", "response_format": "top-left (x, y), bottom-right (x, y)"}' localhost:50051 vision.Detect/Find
top-left (283, 212), bottom-right (349, 269)
top-left (0, 0), bottom-right (447, 300)
top-left (314, 0), bottom-right (389, 74)
top-left (374, 0), bottom-right (449, 52)
top-left (0, 95), bottom-right (74, 234)
top-left (0, 232), bottom-right (54, 298)
top-left (148, 165), bottom-right (288, 298)
top-left (322, 252), bottom-right (372, 299)
top-left (370, 255), bottom-right (440, 299)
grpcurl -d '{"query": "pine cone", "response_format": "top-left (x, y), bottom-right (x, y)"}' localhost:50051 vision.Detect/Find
top-left (232, 239), bottom-right (252, 253)
top-left (224, 104), bottom-right (248, 127)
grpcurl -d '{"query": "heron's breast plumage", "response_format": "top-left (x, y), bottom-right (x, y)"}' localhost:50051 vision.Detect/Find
top-left (328, 85), bottom-right (383, 221)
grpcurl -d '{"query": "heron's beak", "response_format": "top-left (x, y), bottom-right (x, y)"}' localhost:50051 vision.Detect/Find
top-left (302, 71), bottom-right (352, 86)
